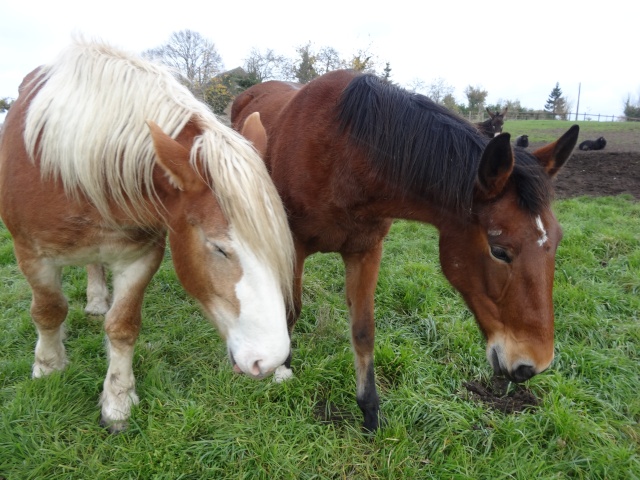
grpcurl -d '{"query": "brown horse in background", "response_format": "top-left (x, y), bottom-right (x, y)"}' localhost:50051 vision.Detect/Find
top-left (232, 70), bottom-right (578, 431)
top-left (0, 39), bottom-right (295, 432)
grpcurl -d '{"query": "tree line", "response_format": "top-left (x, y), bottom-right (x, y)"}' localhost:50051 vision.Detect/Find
top-left (140, 30), bottom-right (586, 120)
top-left (2, 30), bottom-right (639, 120)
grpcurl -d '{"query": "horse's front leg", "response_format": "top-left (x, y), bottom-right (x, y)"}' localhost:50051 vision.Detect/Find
top-left (16, 249), bottom-right (69, 378)
top-left (342, 241), bottom-right (384, 432)
top-left (99, 244), bottom-right (164, 433)
top-left (274, 240), bottom-right (307, 382)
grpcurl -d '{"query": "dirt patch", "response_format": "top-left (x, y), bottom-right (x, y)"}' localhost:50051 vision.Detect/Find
top-left (313, 400), bottom-right (358, 426)
top-left (464, 376), bottom-right (540, 414)
top-left (554, 150), bottom-right (640, 200)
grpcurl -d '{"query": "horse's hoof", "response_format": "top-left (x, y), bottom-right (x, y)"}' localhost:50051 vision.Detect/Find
top-left (273, 365), bottom-right (294, 383)
top-left (100, 417), bottom-right (128, 434)
top-left (362, 412), bottom-right (387, 433)
top-left (84, 301), bottom-right (110, 316)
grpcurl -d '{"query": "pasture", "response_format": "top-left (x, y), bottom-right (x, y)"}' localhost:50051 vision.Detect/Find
top-left (1, 122), bottom-right (639, 478)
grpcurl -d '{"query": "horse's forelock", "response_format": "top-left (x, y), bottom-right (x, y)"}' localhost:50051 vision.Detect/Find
top-left (511, 150), bottom-right (554, 214)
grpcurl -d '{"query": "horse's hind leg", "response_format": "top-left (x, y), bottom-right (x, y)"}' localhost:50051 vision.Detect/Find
top-left (342, 242), bottom-right (383, 432)
top-left (85, 263), bottom-right (110, 315)
top-left (16, 253), bottom-right (69, 378)
top-left (99, 245), bottom-right (164, 433)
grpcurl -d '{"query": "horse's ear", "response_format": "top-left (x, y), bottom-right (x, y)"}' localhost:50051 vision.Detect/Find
top-left (147, 120), bottom-right (198, 192)
top-left (501, 106), bottom-right (508, 116)
top-left (475, 133), bottom-right (514, 200)
top-left (486, 107), bottom-right (495, 118)
top-left (531, 124), bottom-right (579, 178)
top-left (241, 112), bottom-right (267, 158)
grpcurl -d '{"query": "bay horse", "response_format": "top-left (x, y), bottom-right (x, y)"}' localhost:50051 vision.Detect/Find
top-left (231, 70), bottom-right (579, 431)
top-left (477, 107), bottom-right (508, 137)
top-left (0, 39), bottom-right (295, 432)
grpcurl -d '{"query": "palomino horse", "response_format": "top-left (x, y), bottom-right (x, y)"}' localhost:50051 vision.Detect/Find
top-left (477, 107), bottom-right (508, 137)
top-left (232, 70), bottom-right (579, 431)
top-left (0, 39), bottom-right (294, 432)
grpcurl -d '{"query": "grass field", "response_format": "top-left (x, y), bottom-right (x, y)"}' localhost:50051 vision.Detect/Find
top-left (1, 115), bottom-right (639, 479)
top-left (501, 119), bottom-right (640, 146)
top-left (1, 193), bottom-right (638, 479)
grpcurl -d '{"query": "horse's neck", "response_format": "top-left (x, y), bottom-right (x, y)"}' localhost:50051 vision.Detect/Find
top-left (361, 179), bottom-right (457, 230)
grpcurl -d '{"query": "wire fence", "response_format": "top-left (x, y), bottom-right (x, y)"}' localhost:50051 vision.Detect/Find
top-left (467, 111), bottom-right (640, 122)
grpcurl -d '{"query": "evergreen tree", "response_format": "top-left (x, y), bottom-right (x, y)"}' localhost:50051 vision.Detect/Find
top-left (623, 94), bottom-right (640, 120)
top-left (0, 97), bottom-right (12, 113)
top-left (544, 82), bottom-right (567, 117)
top-left (382, 62), bottom-right (392, 82)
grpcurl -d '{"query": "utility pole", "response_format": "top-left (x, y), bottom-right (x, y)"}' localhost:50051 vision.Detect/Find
top-left (575, 83), bottom-right (581, 121)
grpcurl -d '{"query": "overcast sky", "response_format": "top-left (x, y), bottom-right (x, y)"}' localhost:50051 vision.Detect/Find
top-left (1, 0), bottom-right (638, 121)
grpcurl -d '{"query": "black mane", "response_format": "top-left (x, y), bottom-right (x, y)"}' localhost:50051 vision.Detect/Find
top-left (336, 73), bottom-right (552, 215)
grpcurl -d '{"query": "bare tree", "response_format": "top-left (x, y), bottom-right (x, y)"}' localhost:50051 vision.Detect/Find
top-left (315, 46), bottom-right (343, 76)
top-left (426, 77), bottom-right (455, 104)
top-left (144, 30), bottom-right (223, 101)
top-left (244, 48), bottom-right (289, 82)
top-left (407, 78), bottom-right (427, 94)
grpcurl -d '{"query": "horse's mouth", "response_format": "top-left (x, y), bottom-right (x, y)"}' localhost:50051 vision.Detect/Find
top-left (228, 351), bottom-right (242, 374)
top-left (228, 351), bottom-right (266, 379)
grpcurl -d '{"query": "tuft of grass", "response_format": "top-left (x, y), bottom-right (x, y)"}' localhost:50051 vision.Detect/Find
top-left (1, 195), bottom-right (639, 479)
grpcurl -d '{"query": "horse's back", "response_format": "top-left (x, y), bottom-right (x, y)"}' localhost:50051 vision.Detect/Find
top-left (234, 70), bottom-right (392, 253)
top-left (0, 64), bottom-right (163, 260)
top-left (0, 68), bottom-right (42, 228)
top-left (231, 80), bottom-right (302, 134)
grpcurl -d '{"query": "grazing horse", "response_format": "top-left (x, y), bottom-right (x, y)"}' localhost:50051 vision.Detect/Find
top-left (477, 107), bottom-right (508, 138)
top-left (579, 137), bottom-right (607, 151)
top-left (516, 134), bottom-right (530, 147)
top-left (231, 70), bottom-right (579, 431)
top-left (0, 39), bottom-right (295, 432)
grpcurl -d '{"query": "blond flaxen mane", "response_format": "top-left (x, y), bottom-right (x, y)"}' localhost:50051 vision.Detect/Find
top-left (23, 38), bottom-right (293, 302)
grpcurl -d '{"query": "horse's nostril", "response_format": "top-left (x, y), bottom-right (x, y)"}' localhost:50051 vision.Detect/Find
top-left (251, 360), bottom-right (264, 377)
top-left (512, 364), bottom-right (536, 383)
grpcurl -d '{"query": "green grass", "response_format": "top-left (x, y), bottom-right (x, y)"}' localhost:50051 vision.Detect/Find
top-left (1, 195), bottom-right (638, 479)
top-left (503, 119), bottom-right (640, 144)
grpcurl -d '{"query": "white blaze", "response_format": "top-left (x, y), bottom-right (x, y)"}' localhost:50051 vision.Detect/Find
top-left (226, 229), bottom-right (289, 377)
top-left (535, 216), bottom-right (548, 247)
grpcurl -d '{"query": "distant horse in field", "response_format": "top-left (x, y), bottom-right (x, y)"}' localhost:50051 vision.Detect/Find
top-left (0, 39), bottom-right (295, 432)
top-left (579, 137), bottom-right (606, 151)
top-left (477, 107), bottom-right (508, 137)
top-left (232, 70), bottom-right (579, 431)
top-left (516, 134), bottom-right (529, 147)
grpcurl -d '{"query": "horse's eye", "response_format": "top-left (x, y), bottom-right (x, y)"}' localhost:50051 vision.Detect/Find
top-left (207, 241), bottom-right (228, 258)
top-left (490, 245), bottom-right (512, 263)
